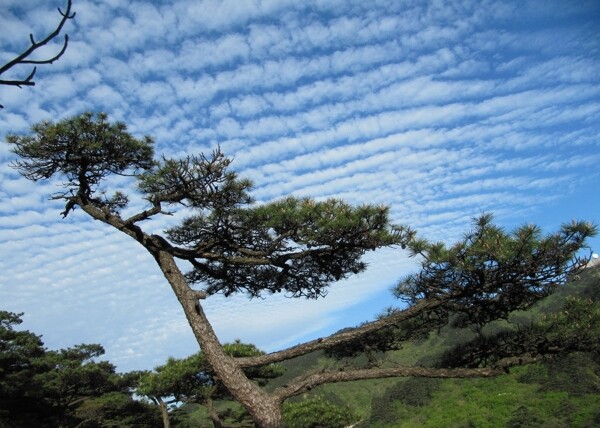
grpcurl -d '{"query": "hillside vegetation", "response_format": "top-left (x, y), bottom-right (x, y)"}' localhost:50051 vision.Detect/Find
top-left (178, 265), bottom-right (600, 427)
top-left (277, 265), bottom-right (600, 427)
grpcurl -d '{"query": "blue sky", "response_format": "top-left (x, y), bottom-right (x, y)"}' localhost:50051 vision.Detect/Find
top-left (1, 0), bottom-right (599, 372)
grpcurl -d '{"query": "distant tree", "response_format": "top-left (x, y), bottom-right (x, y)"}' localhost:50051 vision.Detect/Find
top-left (74, 391), bottom-right (162, 428)
top-left (0, 311), bottom-right (51, 425)
top-left (38, 349), bottom-right (161, 428)
top-left (34, 344), bottom-right (124, 426)
top-left (0, 0), bottom-right (75, 108)
top-left (0, 310), bottom-right (157, 427)
top-left (138, 341), bottom-right (284, 428)
top-left (7, 112), bottom-right (597, 427)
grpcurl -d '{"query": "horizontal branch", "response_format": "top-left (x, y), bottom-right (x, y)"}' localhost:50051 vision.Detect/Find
top-left (275, 354), bottom-right (542, 401)
top-left (275, 365), bottom-right (498, 401)
top-left (124, 200), bottom-right (164, 224)
top-left (170, 243), bottom-right (336, 266)
top-left (237, 299), bottom-right (444, 368)
top-left (0, 80), bottom-right (36, 87)
top-left (173, 247), bottom-right (273, 265)
top-left (0, 67), bottom-right (36, 86)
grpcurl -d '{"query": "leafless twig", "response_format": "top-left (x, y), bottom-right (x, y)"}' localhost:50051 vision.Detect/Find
top-left (0, 0), bottom-right (75, 108)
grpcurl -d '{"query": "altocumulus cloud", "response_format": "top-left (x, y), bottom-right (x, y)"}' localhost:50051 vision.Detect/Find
top-left (0, 0), bottom-right (599, 371)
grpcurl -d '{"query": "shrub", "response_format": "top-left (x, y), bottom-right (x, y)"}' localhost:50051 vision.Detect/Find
top-left (369, 377), bottom-right (441, 425)
top-left (283, 396), bottom-right (359, 428)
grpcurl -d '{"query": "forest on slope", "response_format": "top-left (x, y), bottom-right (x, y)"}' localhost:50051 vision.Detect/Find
top-left (178, 264), bottom-right (600, 427)
top-left (278, 264), bottom-right (600, 427)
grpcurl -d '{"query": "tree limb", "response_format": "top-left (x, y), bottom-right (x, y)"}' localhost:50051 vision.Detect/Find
top-left (274, 364), bottom-right (503, 401)
top-left (0, 0), bottom-right (75, 107)
top-left (124, 200), bottom-right (164, 225)
top-left (237, 299), bottom-right (444, 368)
top-left (273, 353), bottom-right (543, 401)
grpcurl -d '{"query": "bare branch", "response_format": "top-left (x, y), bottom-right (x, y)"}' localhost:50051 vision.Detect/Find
top-left (0, 0), bottom-right (75, 107)
top-left (0, 67), bottom-right (37, 87)
top-left (237, 299), bottom-right (444, 368)
top-left (124, 200), bottom-right (164, 225)
top-left (274, 353), bottom-right (543, 401)
top-left (274, 365), bottom-right (503, 401)
top-left (20, 35), bottom-right (70, 66)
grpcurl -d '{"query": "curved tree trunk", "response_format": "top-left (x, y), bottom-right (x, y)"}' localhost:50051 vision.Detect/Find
top-left (76, 202), bottom-right (285, 426)
top-left (154, 251), bottom-right (283, 427)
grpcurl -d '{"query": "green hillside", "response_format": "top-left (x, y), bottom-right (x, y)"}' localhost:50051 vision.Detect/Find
top-left (178, 266), bottom-right (600, 427)
top-left (274, 265), bottom-right (600, 427)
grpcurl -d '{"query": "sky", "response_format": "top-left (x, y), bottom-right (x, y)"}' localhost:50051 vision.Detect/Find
top-left (0, 0), bottom-right (599, 372)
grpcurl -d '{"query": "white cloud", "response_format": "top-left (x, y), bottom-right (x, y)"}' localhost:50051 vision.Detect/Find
top-left (87, 84), bottom-right (126, 108)
top-left (1, 0), bottom-right (599, 373)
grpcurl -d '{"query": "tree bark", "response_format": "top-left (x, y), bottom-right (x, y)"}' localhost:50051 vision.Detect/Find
top-left (154, 397), bottom-right (170, 428)
top-left (76, 202), bottom-right (284, 426)
top-left (154, 251), bottom-right (284, 427)
top-left (237, 299), bottom-right (443, 368)
top-left (206, 397), bottom-right (223, 428)
top-left (275, 365), bottom-right (502, 401)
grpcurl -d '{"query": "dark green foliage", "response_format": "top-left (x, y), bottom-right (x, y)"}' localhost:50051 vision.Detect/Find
top-left (75, 392), bottom-right (161, 427)
top-left (395, 214), bottom-right (595, 327)
top-left (369, 393), bottom-right (399, 426)
top-left (506, 402), bottom-right (576, 428)
top-left (0, 311), bottom-right (152, 427)
top-left (437, 296), bottom-right (600, 369)
top-left (138, 150), bottom-right (253, 211)
top-left (169, 404), bottom-right (203, 428)
top-left (507, 406), bottom-right (545, 428)
top-left (584, 410), bottom-right (600, 428)
top-left (8, 112), bottom-right (155, 217)
top-left (9, 113), bottom-right (410, 299)
top-left (179, 197), bottom-right (410, 298)
top-left (436, 327), bottom-right (531, 368)
top-left (137, 353), bottom-right (212, 405)
top-left (330, 216), bottom-right (597, 363)
top-left (282, 396), bottom-right (359, 428)
top-left (369, 378), bottom-right (440, 425)
top-left (326, 306), bottom-right (447, 359)
top-left (35, 344), bottom-right (122, 425)
top-left (0, 311), bottom-right (45, 377)
top-left (0, 311), bottom-right (51, 426)
top-left (386, 377), bottom-right (441, 407)
top-left (517, 353), bottom-right (600, 396)
top-left (224, 340), bottom-right (285, 385)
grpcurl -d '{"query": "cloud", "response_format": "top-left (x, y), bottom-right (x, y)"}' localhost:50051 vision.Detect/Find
top-left (1, 0), bottom-right (599, 372)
